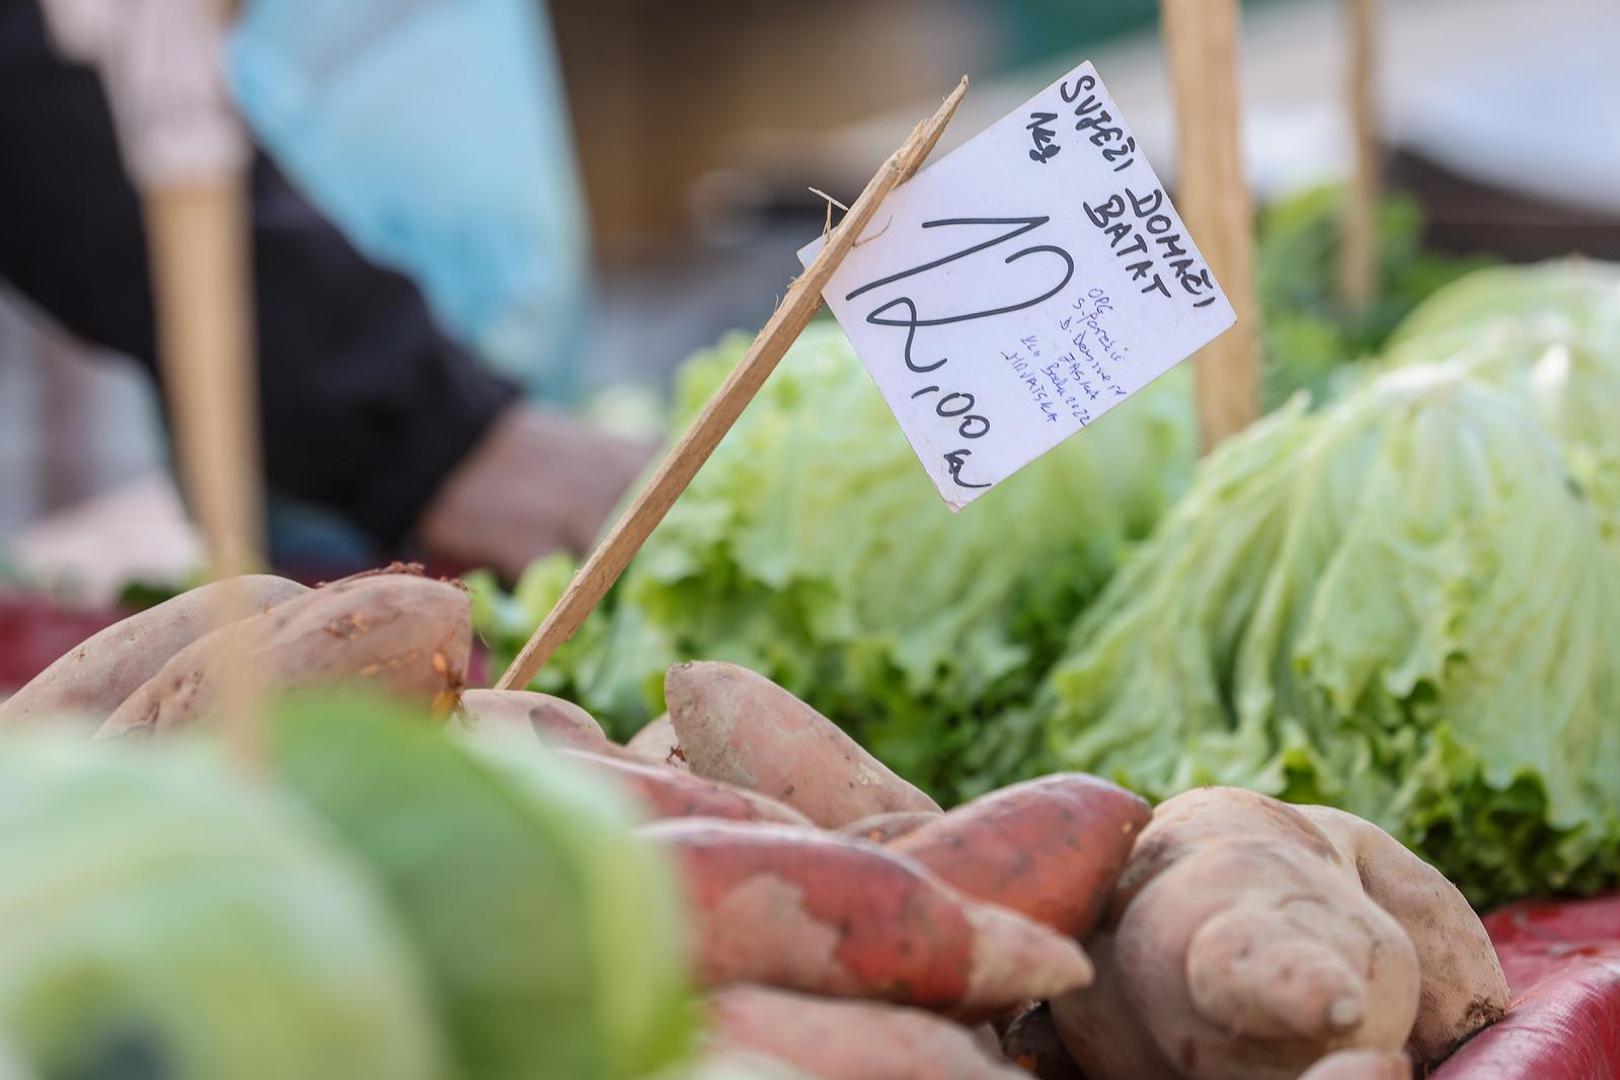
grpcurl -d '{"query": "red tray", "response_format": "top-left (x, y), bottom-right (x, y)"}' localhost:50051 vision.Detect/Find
top-left (1434, 895), bottom-right (1620, 1078)
top-left (0, 592), bottom-right (125, 694)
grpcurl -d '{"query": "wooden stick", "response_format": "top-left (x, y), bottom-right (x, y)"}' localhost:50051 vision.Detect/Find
top-left (497, 77), bottom-right (969, 692)
top-left (1339, 0), bottom-right (1382, 313)
top-left (1161, 0), bottom-right (1260, 452)
top-left (144, 179), bottom-right (266, 763)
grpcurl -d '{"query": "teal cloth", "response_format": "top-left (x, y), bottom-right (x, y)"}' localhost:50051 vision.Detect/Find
top-left (229, 0), bottom-right (588, 401)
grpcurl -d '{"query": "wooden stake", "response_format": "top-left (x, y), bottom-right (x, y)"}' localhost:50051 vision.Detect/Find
top-left (1161, 0), bottom-right (1260, 452)
top-left (1339, 0), bottom-right (1382, 313)
top-left (497, 77), bottom-right (969, 692)
top-left (145, 179), bottom-right (266, 763)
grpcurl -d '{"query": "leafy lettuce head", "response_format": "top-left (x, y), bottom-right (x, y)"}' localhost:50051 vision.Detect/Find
top-left (1385, 260), bottom-right (1620, 534)
top-left (1041, 362), bottom-right (1620, 906)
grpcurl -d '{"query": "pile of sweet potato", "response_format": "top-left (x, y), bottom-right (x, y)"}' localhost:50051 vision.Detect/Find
top-left (0, 574), bottom-right (1514, 1079)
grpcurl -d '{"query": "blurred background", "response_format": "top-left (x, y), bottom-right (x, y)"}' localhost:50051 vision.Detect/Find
top-left (1, 0), bottom-right (1616, 602)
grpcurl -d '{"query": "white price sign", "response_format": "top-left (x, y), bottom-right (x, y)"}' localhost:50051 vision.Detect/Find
top-left (800, 62), bottom-right (1236, 509)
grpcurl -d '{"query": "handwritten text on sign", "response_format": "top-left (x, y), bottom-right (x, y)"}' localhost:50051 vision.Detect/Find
top-left (800, 62), bottom-right (1235, 509)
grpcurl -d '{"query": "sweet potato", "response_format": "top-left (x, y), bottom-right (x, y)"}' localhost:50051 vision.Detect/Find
top-left (457, 689), bottom-right (614, 754)
top-left (556, 750), bottom-right (812, 827)
top-left (999, 1002), bottom-right (1085, 1080)
top-left (1295, 804), bottom-right (1509, 1066)
top-left (709, 986), bottom-right (1027, 1080)
top-left (665, 662), bottom-right (940, 827)
top-left (890, 774), bottom-right (1150, 939)
top-left (644, 820), bottom-right (1091, 1018)
top-left (98, 572), bottom-right (470, 737)
top-left (1298, 1050), bottom-right (1411, 1080)
top-left (838, 811), bottom-right (938, 846)
top-left (1053, 788), bottom-right (1421, 1080)
top-left (0, 575), bottom-right (307, 731)
top-left (627, 713), bottom-right (688, 769)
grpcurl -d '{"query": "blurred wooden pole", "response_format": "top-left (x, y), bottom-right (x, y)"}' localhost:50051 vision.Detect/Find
top-left (1161, 0), bottom-right (1260, 452)
top-left (145, 178), bottom-right (266, 766)
top-left (1339, 0), bottom-right (1382, 313)
top-left (145, 182), bottom-right (262, 584)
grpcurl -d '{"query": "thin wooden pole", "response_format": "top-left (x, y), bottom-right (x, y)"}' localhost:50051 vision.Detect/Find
top-left (1161, 0), bottom-right (1260, 452)
top-left (497, 77), bottom-right (969, 691)
top-left (145, 179), bottom-right (266, 764)
top-left (1339, 0), bottom-right (1382, 313)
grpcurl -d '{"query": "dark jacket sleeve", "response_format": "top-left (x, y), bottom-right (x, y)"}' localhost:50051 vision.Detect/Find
top-left (0, 0), bottom-right (521, 548)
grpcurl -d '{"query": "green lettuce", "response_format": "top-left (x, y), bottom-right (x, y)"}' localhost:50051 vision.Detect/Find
top-left (1038, 363), bottom-right (1620, 906)
top-left (1384, 261), bottom-right (1620, 534)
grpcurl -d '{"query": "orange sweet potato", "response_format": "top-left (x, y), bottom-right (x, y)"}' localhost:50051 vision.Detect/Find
top-left (838, 811), bottom-right (938, 846)
top-left (889, 774), bottom-right (1151, 939)
top-left (665, 662), bottom-right (940, 827)
top-left (710, 986), bottom-right (1027, 1080)
top-left (97, 571), bottom-right (469, 737)
top-left (556, 749), bottom-right (812, 827)
top-left (457, 689), bottom-right (614, 754)
top-left (0, 575), bottom-right (307, 731)
top-left (644, 820), bottom-right (1091, 1019)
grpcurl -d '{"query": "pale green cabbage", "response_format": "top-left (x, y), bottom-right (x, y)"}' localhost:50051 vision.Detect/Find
top-left (0, 735), bottom-right (446, 1080)
top-left (1385, 261), bottom-right (1620, 534)
top-left (270, 692), bottom-right (694, 1080)
top-left (1040, 363), bottom-right (1620, 906)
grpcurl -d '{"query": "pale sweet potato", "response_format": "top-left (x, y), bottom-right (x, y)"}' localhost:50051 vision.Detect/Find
top-left (1295, 804), bottom-right (1509, 1066)
top-left (627, 713), bottom-right (688, 770)
top-left (838, 811), bottom-right (938, 846)
top-left (890, 774), bottom-right (1150, 939)
top-left (556, 749), bottom-right (813, 827)
top-left (0, 575), bottom-right (307, 731)
top-left (665, 662), bottom-right (940, 827)
top-left (644, 820), bottom-right (1091, 1018)
top-left (457, 689), bottom-right (614, 754)
top-left (1053, 788), bottom-right (1421, 1080)
top-left (1298, 1050), bottom-right (1411, 1080)
top-left (97, 571), bottom-right (470, 737)
top-left (710, 986), bottom-right (1027, 1080)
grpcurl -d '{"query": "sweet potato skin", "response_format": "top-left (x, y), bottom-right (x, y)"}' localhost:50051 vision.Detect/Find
top-left (710, 986), bottom-right (1027, 1080)
top-left (1298, 1050), bottom-right (1411, 1080)
top-left (457, 689), bottom-right (613, 754)
top-left (1295, 804), bottom-right (1509, 1067)
top-left (1054, 789), bottom-right (1421, 1080)
top-left (557, 749), bottom-right (812, 827)
top-left (626, 713), bottom-right (688, 770)
top-left (838, 811), bottom-right (938, 846)
top-left (0, 575), bottom-right (308, 731)
top-left (890, 774), bottom-right (1150, 938)
top-left (644, 820), bottom-right (1090, 1018)
top-left (97, 572), bottom-right (469, 737)
top-left (665, 661), bottom-right (940, 827)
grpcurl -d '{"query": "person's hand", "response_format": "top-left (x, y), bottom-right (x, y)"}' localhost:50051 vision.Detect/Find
top-left (415, 404), bottom-right (655, 580)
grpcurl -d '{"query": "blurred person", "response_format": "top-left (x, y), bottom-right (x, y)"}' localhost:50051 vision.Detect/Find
top-left (0, 0), bottom-right (648, 580)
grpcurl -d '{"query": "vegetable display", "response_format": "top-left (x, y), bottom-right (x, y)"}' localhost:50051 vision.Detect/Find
top-left (473, 322), bottom-right (1198, 798)
top-left (0, 573), bottom-right (1526, 1078)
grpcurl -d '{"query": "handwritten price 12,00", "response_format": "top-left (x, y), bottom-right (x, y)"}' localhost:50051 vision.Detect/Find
top-left (844, 217), bottom-right (1073, 491)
